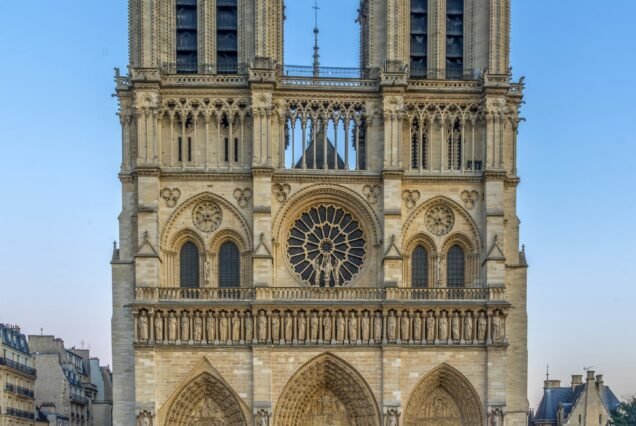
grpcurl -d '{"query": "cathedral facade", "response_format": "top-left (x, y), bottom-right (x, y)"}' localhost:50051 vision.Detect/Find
top-left (112, 1), bottom-right (527, 425)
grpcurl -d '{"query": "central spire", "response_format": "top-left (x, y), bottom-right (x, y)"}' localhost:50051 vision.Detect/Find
top-left (312, 0), bottom-right (320, 78)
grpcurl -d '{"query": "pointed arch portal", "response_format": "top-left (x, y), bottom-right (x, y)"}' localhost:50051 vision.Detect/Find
top-left (403, 364), bottom-right (483, 426)
top-left (274, 353), bottom-right (380, 426)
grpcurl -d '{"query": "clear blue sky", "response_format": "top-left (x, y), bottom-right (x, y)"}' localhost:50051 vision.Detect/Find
top-left (0, 0), bottom-right (634, 408)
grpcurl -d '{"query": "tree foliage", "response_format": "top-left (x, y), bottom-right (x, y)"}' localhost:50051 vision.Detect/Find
top-left (611, 396), bottom-right (636, 426)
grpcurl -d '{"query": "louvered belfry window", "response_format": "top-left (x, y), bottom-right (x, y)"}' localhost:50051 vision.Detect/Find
top-left (176, 0), bottom-right (198, 73)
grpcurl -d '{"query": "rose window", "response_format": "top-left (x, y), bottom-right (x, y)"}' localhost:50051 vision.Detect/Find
top-left (192, 201), bottom-right (222, 233)
top-left (287, 205), bottom-right (366, 287)
top-left (425, 205), bottom-right (455, 236)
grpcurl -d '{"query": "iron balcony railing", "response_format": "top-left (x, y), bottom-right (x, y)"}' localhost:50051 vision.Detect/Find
top-left (5, 383), bottom-right (35, 399)
top-left (5, 408), bottom-right (35, 420)
top-left (0, 357), bottom-right (37, 377)
top-left (70, 394), bottom-right (89, 405)
top-left (135, 286), bottom-right (505, 302)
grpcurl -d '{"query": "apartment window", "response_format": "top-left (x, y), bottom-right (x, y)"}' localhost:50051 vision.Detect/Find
top-left (447, 245), bottom-right (465, 287)
top-left (218, 241), bottom-right (240, 288)
top-left (176, 0), bottom-right (198, 73)
top-left (179, 242), bottom-right (200, 288)
top-left (412, 246), bottom-right (429, 288)
top-left (446, 0), bottom-right (464, 79)
top-left (410, 0), bottom-right (428, 78)
top-left (217, 0), bottom-right (238, 74)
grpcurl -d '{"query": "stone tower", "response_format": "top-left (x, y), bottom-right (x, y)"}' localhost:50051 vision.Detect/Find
top-left (112, 0), bottom-right (527, 425)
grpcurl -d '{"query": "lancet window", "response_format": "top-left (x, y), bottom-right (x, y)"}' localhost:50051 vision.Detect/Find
top-left (176, 0), bottom-right (198, 73)
top-left (410, 0), bottom-right (428, 78)
top-left (446, 0), bottom-right (464, 79)
top-left (411, 117), bottom-right (428, 170)
top-left (447, 245), bottom-right (465, 288)
top-left (180, 242), bottom-right (200, 288)
top-left (217, 0), bottom-right (238, 73)
top-left (411, 246), bottom-right (429, 288)
top-left (447, 118), bottom-right (462, 171)
top-left (218, 241), bottom-right (240, 288)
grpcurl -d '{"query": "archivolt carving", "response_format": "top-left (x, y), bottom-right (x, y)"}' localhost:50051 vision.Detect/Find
top-left (164, 372), bottom-right (248, 426)
top-left (403, 364), bottom-right (483, 426)
top-left (274, 353), bottom-right (380, 426)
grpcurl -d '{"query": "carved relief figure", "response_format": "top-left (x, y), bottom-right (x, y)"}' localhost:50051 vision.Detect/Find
top-left (439, 312), bottom-right (449, 341)
top-left (193, 314), bottom-right (203, 342)
top-left (310, 312), bottom-right (319, 342)
top-left (284, 312), bottom-right (293, 342)
top-left (464, 313), bottom-right (473, 341)
top-left (232, 312), bottom-right (241, 342)
top-left (387, 311), bottom-right (397, 341)
top-left (136, 411), bottom-right (153, 426)
top-left (489, 408), bottom-right (504, 426)
top-left (322, 312), bottom-right (332, 341)
top-left (154, 313), bottom-right (163, 342)
top-left (168, 312), bottom-right (177, 341)
top-left (138, 312), bottom-right (148, 342)
top-left (451, 313), bottom-right (460, 341)
top-left (374, 312), bottom-right (383, 341)
top-left (255, 409), bottom-right (270, 426)
top-left (478, 313), bottom-right (488, 342)
top-left (348, 312), bottom-right (358, 341)
top-left (206, 313), bottom-right (216, 342)
top-left (258, 312), bottom-right (267, 341)
top-left (272, 313), bottom-right (280, 342)
top-left (401, 312), bottom-right (410, 341)
top-left (336, 312), bottom-right (345, 343)
top-left (492, 313), bottom-right (502, 342)
top-left (361, 312), bottom-right (370, 342)
top-left (181, 314), bottom-right (189, 341)
top-left (219, 313), bottom-right (228, 342)
top-left (297, 312), bottom-right (306, 342)
top-left (413, 313), bottom-right (422, 341)
top-left (426, 312), bottom-right (436, 342)
top-left (244, 312), bottom-right (253, 342)
top-left (386, 408), bottom-right (400, 426)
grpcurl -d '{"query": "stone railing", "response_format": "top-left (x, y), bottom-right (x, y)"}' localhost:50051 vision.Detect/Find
top-left (135, 286), bottom-right (504, 302)
top-left (133, 305), bottom-right (508, 348)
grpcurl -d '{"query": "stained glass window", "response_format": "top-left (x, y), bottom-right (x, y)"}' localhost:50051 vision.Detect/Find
top-left (180, 241), bottom-right (200, 288)
top-left (412, 246), bottom-right (429, 288)
top-left (447, 245), bottom-right (465, 288)
top-left (219, 241), bottom-right (240, 288)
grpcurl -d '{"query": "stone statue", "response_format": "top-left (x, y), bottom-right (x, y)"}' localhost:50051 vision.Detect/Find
top-left (400, 312), bottom-right (410, 341)
top-left (193, 314), bottom-right (203, 342)
top-left (489, 408), bottom-right (504, 426)
top-left (386, 408), bottom-right (399, 426)
top-left (374, 312), bottom-right (383, 341)
top-left (244, 312), bottom-right (253, 342)
top-left (138, 312), bottom-right (148, 342)
top-left (272, 313), bottom-right (280, 342)
top-left (181, 314), bottom-right (189, 341)
top-left (136, 411), bottom-right (153, 426)
top-left (258, 312), bottom-right (267, 342)
top-left (255, 409), bottom-right (270, 426)
top-left (284, 312), bottom-right (293, 342)
top-left (492, 313), bottom-right (502, 342)
top-left (206, 313), bottom-right (216, 342)
top-left (297, 312), bottom-right (306, 342)
top-left (168, 313), bottom-right (177, 341)
top-left (426, 313), bottom-right (435, 342)
top-left (387, 311), bottom-right (397, 341)
top-left (451, 313), bottom-right (460, 341)
top-left (361, 312), bottom-right (370, 342)
top-left (439, 312), bottom-right (449, 341)
top-left (232, 312), bottom-right (241, 342)
top-left (464, 313), bottom-right (473, 341)
top-left (310, 312), bottom-right (319, 342)
top-left (204, 260), bottom-right (210, 284)
top-left (219, 313), bottom-right (228, 342)
top-left (154, 313), bottom-right (163, 342)
top-left (413, 314), bottom-right (422, 341)
top-left (478, 313), bottom-right (488, 342)
top-left (336, 312), bottom-right (345, 342)
top-left (323, 312), bottom-right (332, 341)
top-left (348, 312), bottom-right (358, 342)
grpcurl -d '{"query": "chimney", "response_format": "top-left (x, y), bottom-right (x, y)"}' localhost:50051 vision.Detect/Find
top-left (596, 375), bottom-right (604, 389)
top-left (571, 375), bottom-right (583, 388)
top-left (544, 380), bottom-right (561, 389)
top-left (586, 370), bottom-right (596, 382)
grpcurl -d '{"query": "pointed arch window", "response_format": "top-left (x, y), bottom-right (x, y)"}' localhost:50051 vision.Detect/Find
top-left (446, 0), bottom-right (464, 79)
top-left (410, 0), bottom-right (428, 78)
top-left (217, 0), bottom-right (238, 73)
top-left (218, 241), bottom-right (240, 288)
top-left (176, 0), bottom-right (198, 73)
top-left (180, 241), bottom-right (200, 288)
top-left (447, 245), bottom-right (465, 288)
top-left (411, 246), bottom-right (429, 288)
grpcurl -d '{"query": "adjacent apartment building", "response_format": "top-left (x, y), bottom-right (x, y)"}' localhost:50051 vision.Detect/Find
top-left (0, 324), bottom-right (36, 425)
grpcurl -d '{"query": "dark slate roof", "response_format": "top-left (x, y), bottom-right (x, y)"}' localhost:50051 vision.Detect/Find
top-left (0, 324), bottom-right (30, 354)
top-left (533, 383), bottom-right (621, 424)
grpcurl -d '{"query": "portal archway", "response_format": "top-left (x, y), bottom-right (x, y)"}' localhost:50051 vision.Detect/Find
top-left (274, 353), bottom-right (380, 426)
top-left (403, 363), bottom-right (483, 426)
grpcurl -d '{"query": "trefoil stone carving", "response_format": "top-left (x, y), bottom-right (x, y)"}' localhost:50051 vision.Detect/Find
top-left (401, 190), bottom-right (420, 209)
top-left (425, 205), bottom-right (455, 236)
top-left (362, 184), bottom-right (381, 204)
top-left (192, 201), bottom-right (222, 233)
top-left (160, 187), bottom-right (181, 207)
top-left (233, 187), bottom-right (252, 208)
top-left (272, 183), bottom-right (291, 203)
top-left (461, 190), bottom-right (479, 210)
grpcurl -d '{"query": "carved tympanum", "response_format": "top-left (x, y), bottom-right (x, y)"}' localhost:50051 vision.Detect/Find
top-left (192, 201), bottom-right (222, 233)
top-left (287, 204), bottom-right (366, 287)
top-left (425, 205), bottom-right (455, 236)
